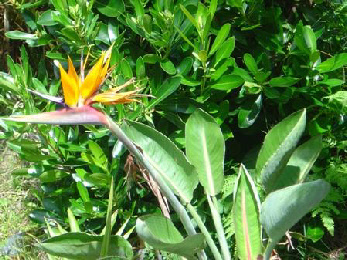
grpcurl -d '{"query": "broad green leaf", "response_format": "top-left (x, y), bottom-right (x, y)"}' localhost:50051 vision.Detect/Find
top-left (324, 91), bottom-right (347, 114)
top-left (180, 76), bottom-right (201, 86)
top-left (136, 57), bottom-right (146, 79)
top-left (294, 23), bottom-right (316, 54)
top-left (238, 95), bottom-right (262, 128)
top-left (37, 11), bottom-right (59, 26)
top-left (84, 173), bottom-right (111, 187)
top-left (76, 182), bottom-right (90, 203)
top-left (269, 77), bottom-right (300, 87)
top-left (142, 14), bottom-right (152, 33)
top-left (130, 0), bottom-right (145, 18)
top-left (45, 51), bottom-right (65, 61)
top-left (211, 58), bottom-right (234, 80)
top-left (120, 59), bottom-right (133, 78)
top-left (306, 225), bottom-right (325, 243)
top-left (160, 60), bottom-right (177, 75)
top-left (143, 54), bottom-right (160, 64)
top-left (88, 141), bottom-right (108, 173)
top-left (122, 121), bottom-right (198, 203)
top-left (185, 109), bottom-right (224, 196)
top-left (96, 0), bottom-right (125, 17)
top-left (271, 136), bottom-right (322, 191)
top-left (209, 23), bottom-right (231, 55)
top-left (67, 208), bottom-right (80, 232)
top-left (303, 26), bottom-right (316, 53)
top-left (214, 37), bottom-right (235, 67)
top-left (177, 57), bottom-right (193, 76)
top-left (261, 180), bottom-right (330, 243)
top-left (180, 4), bottom-right (199, 31)
top-left (317, 78), bottom-right (344, 87)
top-left (210, 0), bottom-right (218, 18)
top-left (5, 31), bottom-right (38, 40)
top-left (148, 76), bottom-right (181, 109)
top-left (61, 28), bottom-right (81, 43)
top-left (243, 53), bottom-right (258, 75)
top-left (317, 53), bottom-right (347, 73)
top-left (136, 214), bottom-right (205, 258)
top-left (39, 170), bottom-right (68, 183)
top-left (210, 75), bottom-right (244, 91)
top-left (256, 109), bottom-right (306, 192)
top-left (37, 233), bottom-right (133, 259)
top-left (51, 11), bottom-right (71, 26)
top-left (0, 72), bottom-right (17, 92)
top-left (233, 165), bottom-right (262, 260)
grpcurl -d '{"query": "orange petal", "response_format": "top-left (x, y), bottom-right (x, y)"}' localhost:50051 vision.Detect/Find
top-left (58, 63), bottom-right (79, 107)
top-left (68, 57), bottom-right (80, 88)
top-left (97, 55), bottom-right (110, 87)
top-left (81, 53), bottom-right (105, 100)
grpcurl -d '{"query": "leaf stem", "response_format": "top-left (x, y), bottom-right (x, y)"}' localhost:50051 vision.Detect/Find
top-left (186, 203), bottom-right (223, 260)
top-left (100, 176), bottom-right (114, 257)
top-left (105, 117), bottom-right (206, 259)
top-left (207, 195), bottom-right (231, 260)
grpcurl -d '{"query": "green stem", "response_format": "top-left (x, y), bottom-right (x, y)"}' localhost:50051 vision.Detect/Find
top-left (207, 195), bottom-right (231, 260)
top-left (264, 239), bottom-right (277, 260)
top-left (186, 203), bottom-right (223, 260)
top-left (105, 117), bottom-right (206, 259)
top-left (100, 176), bottom-right (114, 257)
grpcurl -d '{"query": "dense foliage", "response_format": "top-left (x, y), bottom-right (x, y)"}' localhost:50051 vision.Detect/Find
top-left (0, 0), bottom-right (346, 259)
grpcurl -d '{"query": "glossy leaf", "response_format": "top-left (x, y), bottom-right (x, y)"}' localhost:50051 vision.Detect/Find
top-left (67, 208), bottom-right (80, 232)
top-left (238, 95), bottom-right (262, 128)
top-left (37, 11), bottom-right (59, 26)
top-left (5, 31), bottom-right (38, 40)
top-left (37, 233), bottom-right (133, 259)
top-left (210, 24), bottom-right (231, 55)
top-left (97, 0), bottom-right (125, 17)
top-left (261, 180), bottom-right (330, 243)
top-left (136, 214), bottom-right (205, 258)
top-left (136, 57), bottom-right (146, 79)
top-left (122, 121), bottom-right (198, 203)
top-left (317, 53), bottom-right (347, 73)
top-left (148, 76), bottom-right (181, 109)
top-left (269, 77), bottom-right (300, 87)
top-left (214, 37), bottom-right (235, 67)
top-left (160, 60), bottom-right (177, 75)
top-left (210, 75), bottom-right (244, 91)
top-left (185, 109), bottom-right (224, 196)
top-left (256, 109), bottom-right (306, 192)
top-left (177, 57), bottom-right (193, 76)
top-left (244, 53), bottom-right (258, 75)
top-left (233, 165), bottom-right (262, 260)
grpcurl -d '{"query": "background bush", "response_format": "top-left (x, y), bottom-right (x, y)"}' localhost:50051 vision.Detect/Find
top-left (0, 0), bottom-right (346, 258)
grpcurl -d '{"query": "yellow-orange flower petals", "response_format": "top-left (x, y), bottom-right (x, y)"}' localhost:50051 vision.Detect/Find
top-left (92, 88), bottom-right (140, 105)
top-left (81, 52), bottom-right (108, 100)
top-left (58, 62), bottom-right (79, 107)
top-left (68, 57), bottom-right (80, 88)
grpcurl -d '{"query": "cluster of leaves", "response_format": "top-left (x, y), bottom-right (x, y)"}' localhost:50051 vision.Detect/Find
top-left (0, 0), bottom-right (346, 258)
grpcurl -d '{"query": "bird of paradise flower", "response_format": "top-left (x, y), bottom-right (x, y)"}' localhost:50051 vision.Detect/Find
top-left (5, 45), bottom-right (145, 125)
